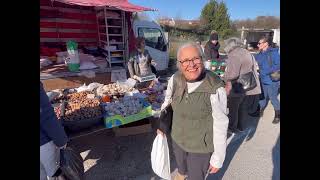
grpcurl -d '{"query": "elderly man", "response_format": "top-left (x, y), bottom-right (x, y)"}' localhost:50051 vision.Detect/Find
top-left (223, 37), bottom-right (261, 133)
top-left (158, 42), bottom-right (229, 180)
top-left (254, 37), bottom-right (280, 124)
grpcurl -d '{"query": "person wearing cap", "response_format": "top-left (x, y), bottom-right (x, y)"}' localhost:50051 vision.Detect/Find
top-left (204, 31), bottom-right (220, 60)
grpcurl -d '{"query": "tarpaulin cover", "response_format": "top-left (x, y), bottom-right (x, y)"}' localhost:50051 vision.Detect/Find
top-left (54, 0), bottom-right (156, 12)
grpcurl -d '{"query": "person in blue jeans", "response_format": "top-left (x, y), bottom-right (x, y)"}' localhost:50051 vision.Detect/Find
top-left (254, 37), bottom-right (280, 124)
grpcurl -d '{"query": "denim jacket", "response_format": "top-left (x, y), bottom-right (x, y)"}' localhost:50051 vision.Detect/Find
top-left (254, 48), bottom-right (280, 85)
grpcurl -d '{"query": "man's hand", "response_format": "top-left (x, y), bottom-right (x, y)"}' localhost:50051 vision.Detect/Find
top-left (151, 60), bottom-right (157, 66)
top-left (208, 164), bottom-right (220, 174)
top-left (157, 129), bottom-right (165, 137)
top-left (133, 75), bottom-right (138, 80)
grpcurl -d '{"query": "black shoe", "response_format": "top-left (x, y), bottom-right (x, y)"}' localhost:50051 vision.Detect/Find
top-left (272, 110), bottom-right (280, 124)
top-left (228, 128), bottom-right (235, 134)
top-left (230, 128), bottom-right (244, 134)
top-left (236, 128), bottom-right (245, 133)
top-left (249, 110), bottom-right (260, 117)
top-left (249, 105), bottom-right (261, 117)
top-left (260, 110), bottom-right (264, 117)
top-left (272, 118), bottom-right (280, 124)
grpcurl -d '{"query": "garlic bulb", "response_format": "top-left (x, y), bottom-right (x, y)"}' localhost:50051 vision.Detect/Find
top-left (103, 96), bottom-right (144, 117)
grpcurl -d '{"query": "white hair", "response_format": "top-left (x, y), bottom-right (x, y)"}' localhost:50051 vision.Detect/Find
top-left (176, 42), bottom-right (206, 70)
top-left (224, 37), bottom-right (244, 54)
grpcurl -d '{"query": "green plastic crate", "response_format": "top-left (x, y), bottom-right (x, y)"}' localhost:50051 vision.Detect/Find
top-left (104, 105), bottom-right (153, 128)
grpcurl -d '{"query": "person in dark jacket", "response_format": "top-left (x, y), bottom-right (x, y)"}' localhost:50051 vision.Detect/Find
top-left (40, 82), bottom-right (68, 180)
top-left (254, 37), bottom-right (280, 124)
top-left (204, 31), bottom-right (220, 60)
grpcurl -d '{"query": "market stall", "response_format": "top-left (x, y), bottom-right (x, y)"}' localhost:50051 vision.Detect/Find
top-left (204, 56), bottom-right (227, 78)
top-left (40, 0), bottom-right (155, 91)
top-left (49, 78), bottom-right (166, 137)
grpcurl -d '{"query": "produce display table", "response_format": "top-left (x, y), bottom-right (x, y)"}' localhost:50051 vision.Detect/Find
top-left (49, 79), bottom-right (166, 138)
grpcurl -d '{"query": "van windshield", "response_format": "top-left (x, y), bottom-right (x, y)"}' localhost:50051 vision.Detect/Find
top-left (138, 27), bottom-right (166, 51)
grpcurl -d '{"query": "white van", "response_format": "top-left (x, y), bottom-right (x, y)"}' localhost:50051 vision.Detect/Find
top-left (133, 20), bottom-right (169, 71)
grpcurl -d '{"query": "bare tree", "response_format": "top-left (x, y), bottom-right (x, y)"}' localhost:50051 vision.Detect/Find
top-left (232, 16), bottom-right (280, 29)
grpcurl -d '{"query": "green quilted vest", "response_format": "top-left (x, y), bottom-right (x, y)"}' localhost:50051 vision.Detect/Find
top-left (171, 70), bottom-right (224, 153)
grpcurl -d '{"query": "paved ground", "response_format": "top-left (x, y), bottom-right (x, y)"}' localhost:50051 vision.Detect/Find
top-left (69, 98), bottom-right (280, 180)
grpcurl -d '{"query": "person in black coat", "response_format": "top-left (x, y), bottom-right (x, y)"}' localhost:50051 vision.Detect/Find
top-left (204, 31), bottom-right (220, 60)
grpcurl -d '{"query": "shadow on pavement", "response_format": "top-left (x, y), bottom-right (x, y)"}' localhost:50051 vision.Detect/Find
top-left (272, 135), bottom-right (280, 180)
top-left (244, 115), bottom-right (261, 142)
top-left (206, 107), bottom-right (261, 180)
top-left (67, 111), bottom-right (260, 180)
top-left (69, 129), bottom-right (156, 180)
top-left (206, 130), bottom-right (247, 180)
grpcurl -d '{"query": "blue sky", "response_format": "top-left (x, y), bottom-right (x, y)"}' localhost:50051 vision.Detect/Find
top-left (129, 0), bottom-right (280, 20)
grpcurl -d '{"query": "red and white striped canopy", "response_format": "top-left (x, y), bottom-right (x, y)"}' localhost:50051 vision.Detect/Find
top-left (54, 0), bottom-right (156, 12)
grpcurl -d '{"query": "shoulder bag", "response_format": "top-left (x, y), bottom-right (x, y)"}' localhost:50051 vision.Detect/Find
top-left (232, 55), bottom-right (257, 93)
top-left (267, 52), bottom-right (280, 81)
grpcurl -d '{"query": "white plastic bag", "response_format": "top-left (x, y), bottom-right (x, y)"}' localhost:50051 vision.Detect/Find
top-left (79, 61), bottom-right (98, 70)
top-left (87, 82), bottom-right (104, 92)
top-left (116, 78), bottom-right (137, 88)
top-left (151, 134), bottom-right (171, 180)
top-left (79, 70), bottom-right (96, 78)
top-left (76, 84), bottom-right (88, 92)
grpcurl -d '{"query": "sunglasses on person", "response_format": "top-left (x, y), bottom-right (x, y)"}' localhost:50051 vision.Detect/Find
top-left (258, 41), bottom-right (266, 45)
top-left (179, 56), bottom-right (202, 67)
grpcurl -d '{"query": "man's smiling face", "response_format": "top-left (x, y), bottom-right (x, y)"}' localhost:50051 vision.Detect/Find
top-left (178, 46), bottom-right (204, 81)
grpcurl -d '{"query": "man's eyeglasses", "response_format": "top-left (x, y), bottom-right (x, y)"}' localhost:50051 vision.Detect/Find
top-left (179, 56), bottom-right (202, 67)
top-left (258, 41), bottom-right (265, 45)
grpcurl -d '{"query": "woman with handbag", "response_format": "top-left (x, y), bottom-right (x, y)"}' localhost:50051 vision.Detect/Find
top-left (254, 37), bottom-right (280, 124)
top-left (223, 37), bottom-right (261, 133)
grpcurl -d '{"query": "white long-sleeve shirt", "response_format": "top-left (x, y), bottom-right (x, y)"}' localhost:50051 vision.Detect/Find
top-left (161, 75), bottom-right (229, 168)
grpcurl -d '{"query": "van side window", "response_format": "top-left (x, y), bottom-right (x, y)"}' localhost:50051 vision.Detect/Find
top-left (138, 28), bottom-right (166, 51)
